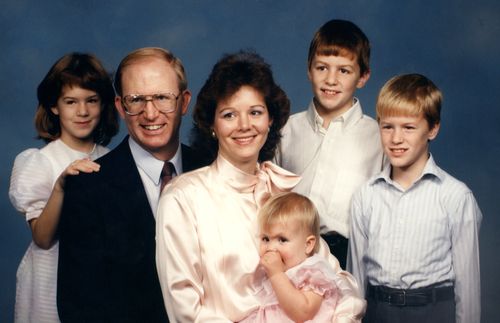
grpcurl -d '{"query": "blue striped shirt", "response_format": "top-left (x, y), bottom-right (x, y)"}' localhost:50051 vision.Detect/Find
top-left (348, 155), bottom-right (481, 323)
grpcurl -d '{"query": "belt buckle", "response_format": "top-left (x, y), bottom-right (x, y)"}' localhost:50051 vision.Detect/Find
top-left (388, 290), bottom-right (406, 306)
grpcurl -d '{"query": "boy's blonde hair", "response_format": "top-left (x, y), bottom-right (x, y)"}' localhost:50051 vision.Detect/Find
top-left (376, 73), bottom-right (442, 129)
top-left (258, 192), bottom-right (320, 254)
top-left (308, 19), bottom-right (370, 76)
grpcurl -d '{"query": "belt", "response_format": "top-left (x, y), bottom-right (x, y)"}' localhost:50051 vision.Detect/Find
top-left (367, 284), bottom-right (454, 307)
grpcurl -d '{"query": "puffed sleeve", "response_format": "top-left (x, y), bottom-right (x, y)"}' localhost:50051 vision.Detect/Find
top-left (317, 238), bottom-right (366, 322)
top-left (156, 183), bottom-right (232, 323)
top-left (292, 260), bottom-right (339, 299)
top-left (9, 149), bottom-right (54, 222)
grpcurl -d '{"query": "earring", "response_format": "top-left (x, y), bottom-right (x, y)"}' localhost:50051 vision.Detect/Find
top-left (211, 130), bottom-right (216, 138)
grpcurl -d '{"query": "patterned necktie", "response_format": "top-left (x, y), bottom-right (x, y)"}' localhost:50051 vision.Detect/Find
top-left (160, 161), bottom-right (175, 191)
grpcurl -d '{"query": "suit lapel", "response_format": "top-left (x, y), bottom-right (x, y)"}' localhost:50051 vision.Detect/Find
top-left (108, 137), bottom-right (155, 220)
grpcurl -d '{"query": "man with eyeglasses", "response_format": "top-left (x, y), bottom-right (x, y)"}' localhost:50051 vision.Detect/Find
top-left (57, 47), bottom-right (207, 323)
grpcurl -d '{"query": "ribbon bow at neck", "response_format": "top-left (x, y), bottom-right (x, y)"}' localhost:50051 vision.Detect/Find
top-left (253, 161), bottom-right (301, 207)
top-left (219, 156), bottom-right (301, 207)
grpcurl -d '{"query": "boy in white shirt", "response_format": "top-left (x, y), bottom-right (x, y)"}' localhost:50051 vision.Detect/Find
top-left (348, 74), bottom-right (482, 323)
top-left (275, 19), bottom-right (384, 268)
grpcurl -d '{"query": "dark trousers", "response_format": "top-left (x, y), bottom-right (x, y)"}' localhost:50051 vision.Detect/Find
top-left (364, 284), bottom-right (456, 323)
top-left (320, 233), bottom-right (348, 269)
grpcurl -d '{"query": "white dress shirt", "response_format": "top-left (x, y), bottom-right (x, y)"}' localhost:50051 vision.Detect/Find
top-left (348, 155), bottom-right (482, 323)
top-left (129, 137), bottom-right (182, 217)
top-left (275, 99), bottom-right (385, 237)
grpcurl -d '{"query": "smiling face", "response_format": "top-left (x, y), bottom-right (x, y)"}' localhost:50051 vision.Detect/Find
top-left (51, 86), bottom-right (101, 151)
top-left (115, 57), bottom-right (190, 160)
top-left (379, 114), bottom-right (440, 182)
top-left (213, 86), bottom-right (272, 173)
top-left (259, 218), bottom-right (316, 271)
top-left (308, 54), bottom-right (369, 126)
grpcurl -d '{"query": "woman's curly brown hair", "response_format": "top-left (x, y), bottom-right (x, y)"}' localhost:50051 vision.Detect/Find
top-left (191, 50), bottom-right (290, 164)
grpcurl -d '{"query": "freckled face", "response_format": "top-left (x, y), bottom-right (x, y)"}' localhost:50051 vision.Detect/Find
top-left (51, 86), bottom-right (101, 148)
top-left (308, 54), bottom-right (369, 123)
top-left (213, 86), bottom-right (272, 173)
top-left (379, 114), bottom-right (439, 176)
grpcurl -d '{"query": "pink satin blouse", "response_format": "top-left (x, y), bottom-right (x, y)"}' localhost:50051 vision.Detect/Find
top-left (156, 155), bottom-right (365, 322)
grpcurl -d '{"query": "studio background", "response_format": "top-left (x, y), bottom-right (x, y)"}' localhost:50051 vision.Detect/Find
top-left (1, 1), bottom-right (499, 322)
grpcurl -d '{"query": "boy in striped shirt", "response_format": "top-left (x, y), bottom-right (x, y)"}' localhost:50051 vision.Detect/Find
top-left (348, 73), bottom-right (482, 323)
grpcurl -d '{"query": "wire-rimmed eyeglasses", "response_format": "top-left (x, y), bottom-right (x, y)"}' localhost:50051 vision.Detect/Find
top-left (121, 92), bottom-right (180, 116)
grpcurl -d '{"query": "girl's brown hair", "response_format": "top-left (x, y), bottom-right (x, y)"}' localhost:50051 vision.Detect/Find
top-left (35, 53), bottom-right (118, 145)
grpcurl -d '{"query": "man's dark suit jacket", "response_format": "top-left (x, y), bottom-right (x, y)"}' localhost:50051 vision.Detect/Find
top-left (57, 137), bottom-right (206, 323)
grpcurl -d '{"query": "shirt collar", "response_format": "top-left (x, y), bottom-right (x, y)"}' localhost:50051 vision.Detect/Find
top-left (371, 153), bottom-right (443, 187)
top-left (128, 137), bottom-right (182, 185)
top-left (306, 98), bottom-right (363, 132)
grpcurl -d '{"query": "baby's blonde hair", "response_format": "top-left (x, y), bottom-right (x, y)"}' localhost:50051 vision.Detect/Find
top-left (258, 192), bottom-right (320, 254)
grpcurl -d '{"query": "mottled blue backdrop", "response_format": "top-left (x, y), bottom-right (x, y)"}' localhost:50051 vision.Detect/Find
top-left (1, 1), bottom-right (499, 322)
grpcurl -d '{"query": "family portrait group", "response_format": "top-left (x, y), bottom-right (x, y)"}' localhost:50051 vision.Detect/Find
top-left (6, 16), bottom-right (483, 323)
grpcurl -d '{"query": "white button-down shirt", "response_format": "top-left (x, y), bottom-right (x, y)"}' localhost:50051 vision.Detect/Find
top-left (129, 137), bottom-right (182, 217)
top-left (348, 155), bottom-right (482, 323)
top-left (275, 99), bottom-right (385, 237)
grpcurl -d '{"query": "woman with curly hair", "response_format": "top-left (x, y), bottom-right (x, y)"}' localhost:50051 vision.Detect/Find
top-left (156, 51), bottom-right (365, 322)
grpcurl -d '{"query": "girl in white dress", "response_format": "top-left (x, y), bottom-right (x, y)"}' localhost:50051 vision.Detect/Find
top-left (8, 53), bottom-right (119, 323)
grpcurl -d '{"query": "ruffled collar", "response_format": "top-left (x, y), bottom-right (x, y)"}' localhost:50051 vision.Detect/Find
top-left (214, 155), bottom-right (301, 207)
